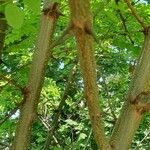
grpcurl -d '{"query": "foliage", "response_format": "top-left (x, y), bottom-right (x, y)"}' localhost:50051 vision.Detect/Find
top-left (0, 0), bottom-right (150, 149)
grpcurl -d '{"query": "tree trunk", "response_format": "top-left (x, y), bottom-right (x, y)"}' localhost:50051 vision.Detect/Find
top-left (110, 27), bottom-right (150, 150)
top-left (11, 1), bottom-right (59, 150)
top-left (69, 1), bottom-right (111, 149)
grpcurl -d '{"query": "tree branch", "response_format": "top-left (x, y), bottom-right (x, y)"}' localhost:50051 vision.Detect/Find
top-left (0, 76), bottom-right (23, 92)
top-left (0, 104), bottom-right (21, 126)
top-left (69, 1), bottom-right (111, 149)
top-left (43, 62), bottom-right (77, 150)
top-left (11, 1), bottom-right (60, 149)
top-left (50, 25), bottom-right (72, 49)
top-left (37, 114), bottom-right (50, 130)
top-left (102, 76), bottom-right (117, 122)
top-left (124, 0), bottom-right (147, 29)
top-left (110, 26), bottom-right (150, 150)
top-left (115, 0), bottom-right (134, 44)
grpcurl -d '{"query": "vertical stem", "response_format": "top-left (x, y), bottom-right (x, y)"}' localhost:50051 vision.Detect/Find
top-left (11, 1), bottom-right (59, 150)
top-left (110, 28), bottom-right (150, 150)
top-left (69, 1), bottom-right (111, 149)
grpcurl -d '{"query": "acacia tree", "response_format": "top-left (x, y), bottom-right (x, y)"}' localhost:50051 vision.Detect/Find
top-left (1, 0), bottom-right (150, 150)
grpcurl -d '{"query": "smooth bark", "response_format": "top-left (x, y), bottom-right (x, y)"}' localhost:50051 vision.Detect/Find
top-left (110, 27), bottom-right (150, 150)
top-left (11, 1), bottom-right (59, 150)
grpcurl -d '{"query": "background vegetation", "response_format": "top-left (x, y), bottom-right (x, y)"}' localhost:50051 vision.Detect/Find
top-left (0, 0), bottom-right (150, 149)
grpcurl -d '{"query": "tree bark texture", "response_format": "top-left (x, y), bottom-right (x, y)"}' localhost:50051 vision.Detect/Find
top-left (110, 27), bottom-right (150, 150)
top-left (11, 1), bottom-right (59, 150)
top-left (69, 1), bottom-right (111, 150)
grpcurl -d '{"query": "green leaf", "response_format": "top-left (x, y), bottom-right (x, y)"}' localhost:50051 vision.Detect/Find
top-left (78, 133), bottom-right (87, 141)
top-left (65, 119), bottom-right (78, 126)
top-left (5, 3), bottom-right (24, 29)
top-left (104, 10), bottom-right (118, 23)
top-left (23, 0), bottom-right (41, 14)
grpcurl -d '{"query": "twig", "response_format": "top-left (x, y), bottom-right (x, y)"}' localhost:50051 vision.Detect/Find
top-left (0, 76), bottom-right (23, 92)
top-left (50, 25), bottom-right (71, 49)
top-left (37, 114), bottom-right (50, 130)
top-left (43, 61), bottom-right (77, 150)
top-left (102, 76), bottom-right (117, 122)
top-left (0, 103), bottom-right (22, 126)
top-left (115, 0), bottom-right (134, 44)
top-left (135, 128), bottom-right (150, 149)
top-left (37, 114), bottom-right (62, 147)
top-left (124, 0), bottom-right (147, 29)
top-left (52, 135), bottom-right (61, 147)
top-left (83, 129), bottom-right (92, 150)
